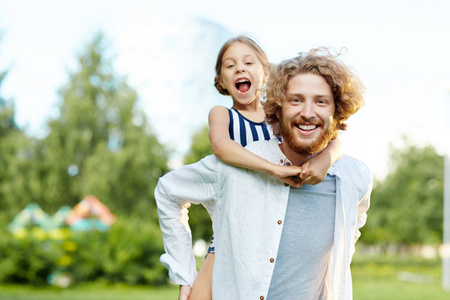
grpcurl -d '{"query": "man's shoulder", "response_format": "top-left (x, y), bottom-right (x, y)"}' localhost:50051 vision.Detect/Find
top-left (337, 155), bottom-right (369, 168)
top-left (245, 138), bottom-right (283, 165)
top-left (245, 138), bottom-right (278, 156)
top-left (333, 155), bottom-right (372, 186)
top-left (330, 155), bottom-right (373, 199)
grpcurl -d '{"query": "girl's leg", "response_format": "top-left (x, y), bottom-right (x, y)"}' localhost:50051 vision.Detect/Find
top-left (188, 253), bottom-right (215, 300)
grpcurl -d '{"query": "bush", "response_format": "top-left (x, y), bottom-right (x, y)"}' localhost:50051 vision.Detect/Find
top-left (0, 217), bottom-right (168, 286)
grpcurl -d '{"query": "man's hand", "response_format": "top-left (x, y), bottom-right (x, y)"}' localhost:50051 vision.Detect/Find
top-left (300, 138), bottom-right (342, 185)
top-left (179, 285), bottom-right (192, 300)
top-left (300, 159), bottom-right (327, 185)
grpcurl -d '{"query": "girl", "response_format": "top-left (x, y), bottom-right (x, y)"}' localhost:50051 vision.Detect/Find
top-left (183, 36), bottom-right (342, 300)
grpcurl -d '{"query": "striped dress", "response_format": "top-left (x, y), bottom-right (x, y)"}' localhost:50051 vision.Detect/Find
top-left (207, 107), bottom-right (275, 254)
top-left (228, 107), bottom-right (275, 147)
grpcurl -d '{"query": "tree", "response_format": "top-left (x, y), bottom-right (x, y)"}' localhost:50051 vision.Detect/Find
top-left (183, 124), bottom-right (213, 165)
top-left (35, 34), bottom-right (168, 218)
top-left (0, 71), bottom-right (16, 134)
top-left (0, 69), bottom-right (38, 215)
top-left (360, 136), bottom-right (444, 245)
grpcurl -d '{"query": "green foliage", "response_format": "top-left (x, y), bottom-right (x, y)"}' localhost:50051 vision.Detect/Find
top-left (0, 218), bottom-right (168, 286)
top-left (182, 125), bottom-right (214, 242)
top-left (29, 34), bottom-right (168, 218)
top-left (0, 235), bottom-right (58, 284)
top-left (361, 136), bottom-right (444, 245)
top-left (0, 34), bottom-right (169, 287)
top-left (68, 218), bottom-right (167, 285)
top-left (0, 69), bottom-right (39, 214)
top-left (183, 125), bottom-right (213, 165)
top-left (0, 34), bottom-right (169, 219)
top-left (0, 71), bottom-right (17, 135)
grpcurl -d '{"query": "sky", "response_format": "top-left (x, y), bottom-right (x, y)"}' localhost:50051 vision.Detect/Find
top-left (1, 0), bottom-right (450, 180)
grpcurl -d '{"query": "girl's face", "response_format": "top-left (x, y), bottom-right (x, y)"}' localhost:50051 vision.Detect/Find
top-left (219, 42), bottom-right (268, 109)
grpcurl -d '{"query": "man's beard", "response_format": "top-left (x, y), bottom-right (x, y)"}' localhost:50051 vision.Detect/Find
top-left (280, 116), bottom-right (338, 156)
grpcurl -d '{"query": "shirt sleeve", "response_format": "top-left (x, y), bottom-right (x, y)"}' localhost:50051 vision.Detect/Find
top-left (155, 155), bottom-right (221, 287)
top-left (354, 165), bottom-right (373, 244)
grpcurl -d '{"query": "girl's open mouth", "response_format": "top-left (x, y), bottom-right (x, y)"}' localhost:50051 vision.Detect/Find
top-left (235, 78), bottom-right (251, 93)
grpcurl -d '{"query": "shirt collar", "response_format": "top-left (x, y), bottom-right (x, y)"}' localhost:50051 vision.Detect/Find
top-left (268, 138), bottom-right (293, 166)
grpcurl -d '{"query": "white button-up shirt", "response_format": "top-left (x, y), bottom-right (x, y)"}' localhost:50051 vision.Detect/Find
top-left (155, 138), bottom-right (372, 300)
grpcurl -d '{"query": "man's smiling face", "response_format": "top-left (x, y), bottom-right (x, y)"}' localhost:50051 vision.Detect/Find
top-left (279, 73), bottom-right (338, 156)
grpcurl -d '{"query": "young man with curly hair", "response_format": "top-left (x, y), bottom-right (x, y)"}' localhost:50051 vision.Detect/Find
top-left (156, 48), bottom-right (372, 300)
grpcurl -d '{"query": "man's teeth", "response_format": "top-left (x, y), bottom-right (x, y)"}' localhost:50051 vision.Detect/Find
top-left (298, 125), bottom-right (317, 131)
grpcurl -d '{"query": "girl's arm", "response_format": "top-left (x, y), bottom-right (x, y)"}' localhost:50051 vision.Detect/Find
top-left (208, 106), bottom-right (302, 187)
top-left (299, 138), bottom-right (342, 184)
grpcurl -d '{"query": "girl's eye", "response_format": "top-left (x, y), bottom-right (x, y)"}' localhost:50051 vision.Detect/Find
top-left (291, 98), bottom-right (301, 103)
top-left (227, 64), bottom-right (235, 68)
top-left (245, 62), bottom-right (253, 65)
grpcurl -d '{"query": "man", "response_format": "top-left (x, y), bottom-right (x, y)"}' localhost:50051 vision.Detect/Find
top-left (155, 48), bottom-right (372, 300)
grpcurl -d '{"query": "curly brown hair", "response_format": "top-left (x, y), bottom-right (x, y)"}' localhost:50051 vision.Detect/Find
top-left (214, 36), bottom-right (270, 95)
top-left (264, 48), bottom-right (365, 137)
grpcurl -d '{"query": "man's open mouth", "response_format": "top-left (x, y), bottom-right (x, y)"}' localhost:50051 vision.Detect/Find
top-left (296, 124), bottom-right (318, 131)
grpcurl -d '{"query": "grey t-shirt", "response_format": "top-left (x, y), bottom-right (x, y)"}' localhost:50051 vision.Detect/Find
top-left (267, 175), bottom-right (336, 300)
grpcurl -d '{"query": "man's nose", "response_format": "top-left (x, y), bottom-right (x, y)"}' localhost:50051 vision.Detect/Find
top-left (299, 102), bottom-right (315, 120)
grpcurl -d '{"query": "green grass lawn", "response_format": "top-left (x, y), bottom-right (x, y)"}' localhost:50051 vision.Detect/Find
top-left (352, 255), bottom-right (448, 300)
top-left (0, 283), bottom-right (179, 300)
top-left (0, 256), bottom-right (449, 300)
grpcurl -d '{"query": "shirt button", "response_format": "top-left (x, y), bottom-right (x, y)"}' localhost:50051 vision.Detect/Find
top-left (277, 220), bottom-right (282, 225)
top-left (260, 296), bottom-right (264, 300)
top-left (286, 162), bottom-right (291, 166)
top-left (270, 258), bottom-right (275, 263)
top-left (280, 159), bottom-right (283, 164)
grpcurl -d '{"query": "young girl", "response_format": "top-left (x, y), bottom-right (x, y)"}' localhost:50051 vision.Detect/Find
top-left (183, 36), bottom-right (342, 300)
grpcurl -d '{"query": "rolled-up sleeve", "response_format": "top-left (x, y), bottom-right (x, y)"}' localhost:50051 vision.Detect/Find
top-left (155, 155), bottom-right (221, 286)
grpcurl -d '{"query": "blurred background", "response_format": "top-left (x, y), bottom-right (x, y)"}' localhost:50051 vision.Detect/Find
top-left (0, 0), bottom-right (449, 299)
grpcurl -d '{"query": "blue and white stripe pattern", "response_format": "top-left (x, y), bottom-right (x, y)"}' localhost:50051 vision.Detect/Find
top-left (228, 107), bottom-right (273, 147)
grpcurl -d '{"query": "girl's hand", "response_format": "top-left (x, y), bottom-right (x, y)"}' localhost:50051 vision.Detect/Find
top-left (279, 176), bottom-right (303, 188)
top-left (272, 165), bottom-right (303, 188)
top-left (179, 285), bottom-right (191, 300)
